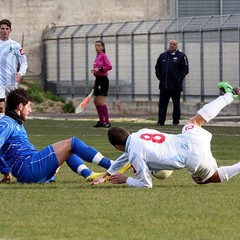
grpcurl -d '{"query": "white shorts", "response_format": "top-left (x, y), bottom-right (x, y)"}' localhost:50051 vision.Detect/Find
top-left (182, 124), bottom-right (218, 183)
top-left (0, 84), bottom-right (18, 99)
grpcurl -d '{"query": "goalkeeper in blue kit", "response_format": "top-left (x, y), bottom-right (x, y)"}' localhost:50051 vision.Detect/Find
top-left (0, 88), bottom-right (114, 183)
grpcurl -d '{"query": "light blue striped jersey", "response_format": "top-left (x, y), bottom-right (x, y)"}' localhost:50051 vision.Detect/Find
top-left (0, 38), bottom-right (28, 85)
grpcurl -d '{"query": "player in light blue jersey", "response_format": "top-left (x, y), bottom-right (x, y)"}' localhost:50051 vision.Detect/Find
top-left (91, 82), bottom-right (240, 188)
top-left (0, 88), bottom-right (114, 183)
top-left (0, 19), bottom-right (28, 118)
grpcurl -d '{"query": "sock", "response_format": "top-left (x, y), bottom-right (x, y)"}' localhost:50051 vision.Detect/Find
top-left (101, 104), bottom-right (110, 123)
top-left (217, 163), bottom-right (240, 182)
top-left (96, 106), bottom-right (104, 123)
top-left (66, 154), bottom-right (92, 178)
top-left (197, 93), bottom-right (234, 122)
top-left (92, 152), bottom-right (112, 169)
top-left (71, 137), bottom-right (112, 169)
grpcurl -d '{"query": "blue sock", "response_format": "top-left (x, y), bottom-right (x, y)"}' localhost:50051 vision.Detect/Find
top-left (71, 137), bottom-right (111, 169)
top-left (66, 154), bottom-right (92, 178)
top-left (98, 158), bottom-right (111, 169)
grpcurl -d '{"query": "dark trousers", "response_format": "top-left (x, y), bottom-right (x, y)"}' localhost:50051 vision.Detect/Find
top-left (158, 89), bottom-right (182, 125)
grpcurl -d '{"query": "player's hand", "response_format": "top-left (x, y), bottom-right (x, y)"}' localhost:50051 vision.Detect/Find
top-left (0, 173), bottom-right (12, 183)
top-left (15, 72), bottom-right (22, 83)
top-left (90, 175), bottom-right (107, 186)
top-left (109, 173), bottom-right (128, 184)
top-left (91, 68), bottom-right (99, 74)
top-left (90, 172), bottom-right (111, 186)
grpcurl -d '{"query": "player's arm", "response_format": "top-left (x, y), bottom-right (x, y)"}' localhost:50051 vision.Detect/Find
top-left (109, 162), bottom-right (152, 188)
top-left (101, 54), bottom-right (112, 72)
top-left (104, 153), bottom-right (153, 188)
top-left (0, 120), bottom-right (15, 181)
top-left (124, 154), bottom-right (153, 188)
top-left (0, 157), bottom-right (11, 183)
top-left (102, 148), bottom-right (153, 188)
top-left (109, 173), bottom-right (128, 184)
top-left (91, 164), bottom-right (131, 186)
top-left (16, 47), bottom-right (28, 82)
top-left (91, 153), bottom-right (130, 186)
top-left (107, 153), bottom-right (129, 173)
top-left (0, 157), bottom-right (10, 173)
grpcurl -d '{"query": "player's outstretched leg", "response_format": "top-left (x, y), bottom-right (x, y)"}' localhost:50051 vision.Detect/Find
top-left (217, 163), bottom-right (240, 182)
top-left (67, 154), bottom-right (103, 181)
top-left (197, 82), bottom-right (239, 123)
top-left (71, 137), bottom-right (113, 169)
top-left (218, 82), bottom-right (240, 99)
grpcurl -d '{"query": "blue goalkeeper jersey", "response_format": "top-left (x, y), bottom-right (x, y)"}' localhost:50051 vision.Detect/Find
top-left (0, 115), bottom-right (37, 176)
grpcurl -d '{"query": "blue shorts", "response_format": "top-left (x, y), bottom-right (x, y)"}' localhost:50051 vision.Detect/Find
top-left (16, 145), bottom-right (59, 183)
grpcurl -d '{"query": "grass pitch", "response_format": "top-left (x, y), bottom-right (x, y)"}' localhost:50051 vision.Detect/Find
top-left (0, 118), bottom-right (240, 240)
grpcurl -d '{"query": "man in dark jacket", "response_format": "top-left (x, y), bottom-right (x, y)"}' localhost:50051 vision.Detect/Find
top-left (155, 40), bottom-right (189, 125)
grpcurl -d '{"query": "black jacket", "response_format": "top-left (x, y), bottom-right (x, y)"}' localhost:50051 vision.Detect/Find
top-left (155, 50), bottom-right (189, 91)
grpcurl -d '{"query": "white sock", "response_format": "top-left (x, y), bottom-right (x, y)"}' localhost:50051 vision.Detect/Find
top-left (197, 93), bottom-right (234, 122)
top-left (217, 163), bottom-right (240, 182)
top-left (92, 152), bottom-right (103, 164)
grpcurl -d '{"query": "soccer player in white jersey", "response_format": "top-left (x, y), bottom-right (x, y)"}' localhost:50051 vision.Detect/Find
top-left (91, 82), bottom-right (240, 188)
top-left (0, 19), bottom-right (28, 118)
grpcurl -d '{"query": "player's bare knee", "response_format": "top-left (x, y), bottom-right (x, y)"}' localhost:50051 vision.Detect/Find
top-left (52, 138), bottom-right (72, 153)
top-left (67, 138), bottom-right (74, 147)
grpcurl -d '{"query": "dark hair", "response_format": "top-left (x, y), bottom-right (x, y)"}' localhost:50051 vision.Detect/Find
top-left (0, 19), bottom-right (11, 29)
top-left (6, 88), bottom-right (33, 111)
top-left (107, 126), bottom-right (129, 146)
top-left (95, 40), bottom-right (106, 53)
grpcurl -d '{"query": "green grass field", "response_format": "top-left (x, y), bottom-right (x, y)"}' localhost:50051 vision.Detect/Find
top-left (0, 118), bottom-right (240, 240)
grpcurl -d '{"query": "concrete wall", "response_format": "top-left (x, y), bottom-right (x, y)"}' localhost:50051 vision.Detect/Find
top-left (0, 0), bottom-right (175, 78)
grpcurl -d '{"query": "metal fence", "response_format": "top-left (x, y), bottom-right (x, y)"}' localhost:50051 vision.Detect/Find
top-left (42, 13), bottom-right (240, 102)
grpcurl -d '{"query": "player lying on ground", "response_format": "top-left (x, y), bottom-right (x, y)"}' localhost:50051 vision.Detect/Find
top-left (0, 88), bottom-right (116, 183)
top-left (91, 82), bottom-right (240, 188)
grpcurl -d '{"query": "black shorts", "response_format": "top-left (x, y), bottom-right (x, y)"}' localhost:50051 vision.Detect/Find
top-left (94, 76), bottom-right (109, 96)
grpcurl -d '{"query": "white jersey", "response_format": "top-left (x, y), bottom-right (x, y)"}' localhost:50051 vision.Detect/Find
top-left (108, 128), bottom-right (191, 188)
top-left (0, 38), bottom-right (28, 86)
top-left (108, 125), bottom-right (217, 188)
